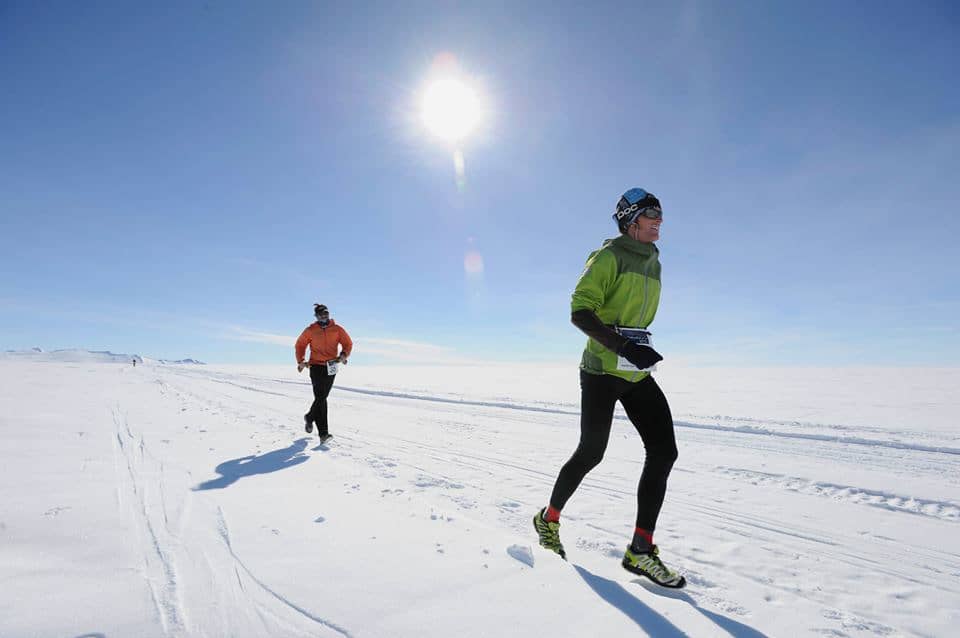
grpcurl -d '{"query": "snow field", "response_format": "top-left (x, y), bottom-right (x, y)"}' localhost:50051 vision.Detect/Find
top-left (1, 359), bottom-right (958, 637)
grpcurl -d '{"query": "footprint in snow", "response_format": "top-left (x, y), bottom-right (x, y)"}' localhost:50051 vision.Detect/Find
top-left (575, 537), bottom-right (620, 556)
top-left (507, 544), bottom-right (534, 568)
top-left (413, 475), bottom-right (464, 490)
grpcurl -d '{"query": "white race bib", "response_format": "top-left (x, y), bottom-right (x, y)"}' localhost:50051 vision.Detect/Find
top-left (615, 327), bottom-right (657, 372)
top-left (325, 361), bottom-right (340, 375)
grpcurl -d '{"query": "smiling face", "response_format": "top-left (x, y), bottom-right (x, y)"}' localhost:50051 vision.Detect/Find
top-left (627, 215), bottom-right (661, 243)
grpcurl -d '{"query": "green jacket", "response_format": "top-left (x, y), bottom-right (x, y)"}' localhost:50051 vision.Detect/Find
top-left (571, 235), bottom-right (662, 381)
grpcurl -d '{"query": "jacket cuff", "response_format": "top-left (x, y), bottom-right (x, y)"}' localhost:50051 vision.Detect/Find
top-left (571, 309), bottom-right (627, 354)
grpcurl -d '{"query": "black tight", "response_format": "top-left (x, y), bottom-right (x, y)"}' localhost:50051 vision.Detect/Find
top-left (549, 371), bottom-right (678, 530)
top-left (308, 366), bottom-right (336, 436)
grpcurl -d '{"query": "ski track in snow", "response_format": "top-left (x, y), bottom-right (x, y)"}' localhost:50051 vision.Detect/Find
top-left (110, 379), bottom-right (354, 638)
top-left (215, 508), bottom-right (354, 638)
top-left (130, 365), bottom-right (960, 637)
top-left (112, 406), bottom-right (187, 636)
top-left (174, 367), bottom-right (960, 517)
top-left (196, 370), bottom-right (960, 457)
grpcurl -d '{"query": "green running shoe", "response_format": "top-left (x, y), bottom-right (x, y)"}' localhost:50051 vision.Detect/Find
top-left (622, 545), bottom-right (686, 588)
top-left (533, 508), bottom-right (566, 560)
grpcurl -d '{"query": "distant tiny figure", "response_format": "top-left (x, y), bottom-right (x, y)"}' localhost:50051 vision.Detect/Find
top-left (132, 358), bottom-right (137, 367)
top-left (295, 304), bottom-right (353, 443)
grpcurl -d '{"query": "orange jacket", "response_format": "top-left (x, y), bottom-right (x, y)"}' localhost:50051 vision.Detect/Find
top-left (295, 319), bottom-right (353, 365)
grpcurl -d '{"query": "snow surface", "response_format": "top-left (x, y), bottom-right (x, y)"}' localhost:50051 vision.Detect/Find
top-left (1, 357), bottom-right (957, 637)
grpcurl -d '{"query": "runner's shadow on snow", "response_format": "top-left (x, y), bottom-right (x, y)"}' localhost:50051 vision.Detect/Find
top-left (573, 565), bottom-right (686, 637)
top-left (631, 578), bottom-right (770, 638)
top-left (193, 438), bottom-right (311, 490)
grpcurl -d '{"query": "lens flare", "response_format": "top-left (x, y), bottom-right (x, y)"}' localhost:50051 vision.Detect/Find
top-left (453, 149), bottom-right (466, 190)
top-left (464, 250), bottom-right (484, 275)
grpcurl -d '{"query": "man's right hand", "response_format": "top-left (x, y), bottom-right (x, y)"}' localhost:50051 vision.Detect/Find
top-left (297, 362), bottom-right (307, 373)
top-left (617, 341), bottom-right (663, 370)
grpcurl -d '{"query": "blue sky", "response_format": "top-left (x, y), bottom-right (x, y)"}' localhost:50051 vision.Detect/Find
top-left (2, 1), bottom-right (958, 366)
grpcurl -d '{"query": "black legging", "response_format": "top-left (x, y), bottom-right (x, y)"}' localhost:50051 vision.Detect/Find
top-left (308, 366), bottom-right (337, 436)
top-left (549, 370), bottom-right (678, 531)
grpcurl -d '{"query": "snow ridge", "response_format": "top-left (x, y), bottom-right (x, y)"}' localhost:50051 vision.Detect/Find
top-left (716, 466), bottom-right (960, 521)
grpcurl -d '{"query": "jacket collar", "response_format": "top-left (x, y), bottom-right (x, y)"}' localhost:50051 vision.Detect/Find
top-left (608, 234), bottom-right (658, 256)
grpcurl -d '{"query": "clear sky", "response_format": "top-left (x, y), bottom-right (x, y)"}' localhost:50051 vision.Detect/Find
top-left (2, 1), bottom-right (958, 366)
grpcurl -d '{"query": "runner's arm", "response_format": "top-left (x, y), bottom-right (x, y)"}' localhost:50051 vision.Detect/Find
top-left (570, 249), bottom-right (626, 354)
top-left (570, 309), bottom-right (628, 353)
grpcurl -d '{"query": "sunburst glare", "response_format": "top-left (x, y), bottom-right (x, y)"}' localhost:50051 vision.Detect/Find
top-left (418, 54), bottom-right (488, 147)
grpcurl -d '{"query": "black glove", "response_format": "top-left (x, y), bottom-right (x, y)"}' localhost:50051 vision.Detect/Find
top-left (617, 340), bottom-right (663, 369)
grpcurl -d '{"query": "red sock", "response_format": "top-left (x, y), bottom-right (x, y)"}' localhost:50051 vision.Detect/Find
top-left (633, 527), bottom-right (653, 547)
top-left (544, 506), bottom-right (561, 523)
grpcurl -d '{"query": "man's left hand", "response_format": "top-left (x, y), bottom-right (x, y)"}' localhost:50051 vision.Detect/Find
top-left (618, 341), bottom-right (663, 370)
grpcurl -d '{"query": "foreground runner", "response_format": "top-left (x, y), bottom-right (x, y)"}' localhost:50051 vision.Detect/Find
top-left (534, 187), bottom-right (685, 588)
top-left (296, 303), bottom-right (353, 443)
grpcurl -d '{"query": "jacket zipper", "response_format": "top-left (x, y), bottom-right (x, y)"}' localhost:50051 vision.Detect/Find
top-left (317, 325), bottom-right (332, 363)
top-left (630, 255), bottom-right (651, 383)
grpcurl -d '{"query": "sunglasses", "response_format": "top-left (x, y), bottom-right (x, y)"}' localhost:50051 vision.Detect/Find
top-left (617, 206), bottom-right (662, 226)
top-left (632, 206), bottom-right (662, 221)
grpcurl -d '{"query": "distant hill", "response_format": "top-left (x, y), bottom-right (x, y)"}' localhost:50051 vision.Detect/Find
top-left (1, 349), bottom-right (204, 365)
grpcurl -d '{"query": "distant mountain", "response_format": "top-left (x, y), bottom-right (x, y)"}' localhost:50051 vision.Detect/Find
top-left (1, 348), bottom-right (140, 363)
top-left (1, 349), bottom-right (204, 365)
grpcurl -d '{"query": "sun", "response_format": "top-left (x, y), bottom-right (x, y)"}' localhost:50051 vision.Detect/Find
top-left (420, 75), bottom-right (484, 144)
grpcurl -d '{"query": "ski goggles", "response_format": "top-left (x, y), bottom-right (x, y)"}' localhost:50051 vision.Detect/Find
top-left (613, 204), bottom-right (663, 226)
